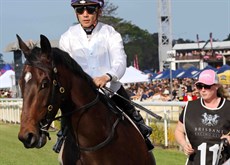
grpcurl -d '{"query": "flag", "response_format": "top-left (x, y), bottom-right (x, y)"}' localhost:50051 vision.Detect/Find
top-left (133, 54), bottom-right (139, 70)
top-left (196, 34), bottom-right (200, 48)
top-left (0, 64), bottom-right (13, 74)
top-left (210, 32), bottom-right (213, 49)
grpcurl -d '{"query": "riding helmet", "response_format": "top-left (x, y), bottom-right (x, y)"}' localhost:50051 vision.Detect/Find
top-left (71, 0), bottom-right (104, 8)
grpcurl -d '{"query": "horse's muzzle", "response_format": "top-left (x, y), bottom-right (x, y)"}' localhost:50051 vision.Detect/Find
top-left (18, 131), bottom-right (47, 148)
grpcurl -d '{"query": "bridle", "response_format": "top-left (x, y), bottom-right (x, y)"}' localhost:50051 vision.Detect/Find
top-left (24, 58), bottom-right (121, 152)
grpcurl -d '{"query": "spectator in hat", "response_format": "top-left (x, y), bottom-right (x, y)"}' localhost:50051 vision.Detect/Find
top-left (161, 89), bottom-right (171, 101)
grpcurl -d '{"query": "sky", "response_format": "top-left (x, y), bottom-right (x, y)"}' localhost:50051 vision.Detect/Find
top-left (0, 0), bottom-right (230, 63)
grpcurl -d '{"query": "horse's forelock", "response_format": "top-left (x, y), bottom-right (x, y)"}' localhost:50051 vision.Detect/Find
top-left (26, 47), bottom-right (41, 62)
top-left (25, 47), bottom-right (52, 73)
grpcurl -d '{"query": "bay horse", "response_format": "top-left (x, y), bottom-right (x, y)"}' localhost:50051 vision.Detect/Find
top-left (17, 34), bottom-right (156, 165)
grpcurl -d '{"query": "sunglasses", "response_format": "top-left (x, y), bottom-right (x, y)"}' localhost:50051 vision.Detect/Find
top-left (196, 83), bottom-right (214, 90)
top-left (74, 5), bottom-right (98, 14)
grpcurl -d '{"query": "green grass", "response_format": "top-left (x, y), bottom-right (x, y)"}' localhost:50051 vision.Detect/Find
top-left (154, 147), bottom-right (187, 165)
top-left (0, 123), bottom-right (58, 165)
top-left (0, 123), bottom-right (187, 165)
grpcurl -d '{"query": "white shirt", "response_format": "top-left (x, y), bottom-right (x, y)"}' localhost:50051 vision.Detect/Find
top-left (59, 22), bottom-right (127, 92)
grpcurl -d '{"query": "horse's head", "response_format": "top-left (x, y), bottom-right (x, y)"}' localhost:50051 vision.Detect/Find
top-left (17, 34), bottom-right (63, 148)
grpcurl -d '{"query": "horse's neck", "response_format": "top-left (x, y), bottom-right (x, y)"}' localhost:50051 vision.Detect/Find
top-left (58, 67), bottom-right (114, 139)
top-left (58, 66), bottom-right (96, 107)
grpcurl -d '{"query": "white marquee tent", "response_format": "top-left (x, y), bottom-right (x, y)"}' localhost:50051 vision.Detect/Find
top-left (120, 66), bottom-right (149, 83)
top-left (0, 70), bottom-right (15, 88)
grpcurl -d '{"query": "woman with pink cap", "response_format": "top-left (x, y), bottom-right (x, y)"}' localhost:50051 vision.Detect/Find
top-left (175, 69), bottom-right (230, 165)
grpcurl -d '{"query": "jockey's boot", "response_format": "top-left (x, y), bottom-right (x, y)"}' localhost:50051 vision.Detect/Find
top-left (111, 86), bottom-right (154, 150)
top-left (53, 129), bottom-right (64, 153)
top-left (53, 119), bottom-right (68, 153)
top-left (126, 107), bottom-right (154, 151)
top-left (110, 86), bottom-right (154, 150)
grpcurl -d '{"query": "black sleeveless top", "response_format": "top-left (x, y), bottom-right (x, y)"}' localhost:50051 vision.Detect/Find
top-left (179, 98), bottom-right (230, 165)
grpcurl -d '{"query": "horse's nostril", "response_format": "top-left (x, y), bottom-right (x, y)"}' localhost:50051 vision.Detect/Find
top-left (19, 132), bottom-right (37, 148)
top-left (27, 132), bottom-right (37, 147)
top-left (27, 133), bottom-right (34, 142)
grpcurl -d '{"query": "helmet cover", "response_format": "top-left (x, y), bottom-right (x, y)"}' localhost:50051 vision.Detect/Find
top-left (71, 0), bottom-right (104, 7)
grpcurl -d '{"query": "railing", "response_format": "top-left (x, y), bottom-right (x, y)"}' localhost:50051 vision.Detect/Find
top-left (135, 101), bottom-right (186, 147)
top-left (0, 98), bottom-right (187, 147)
top-left (175, 55), bottom-right (201, 60)
top-left (0, 98), bottom-right (22, 124)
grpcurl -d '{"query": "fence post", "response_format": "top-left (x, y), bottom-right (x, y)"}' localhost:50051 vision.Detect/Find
top-left (164, 107), bottom-right (168, 147)
top-left (146, 113), bottom-right (149, 126)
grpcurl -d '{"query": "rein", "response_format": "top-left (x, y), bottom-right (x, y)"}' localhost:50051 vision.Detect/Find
top-left (52, 93), bottom-right (100, 122)
top-left (80, 117), bottom-right (120, 152)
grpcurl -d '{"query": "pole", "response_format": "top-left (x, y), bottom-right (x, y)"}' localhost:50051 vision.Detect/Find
top-left (164, 107), bottom-right (168, 147)
top-left (170, 60), bottom-right (173, 100)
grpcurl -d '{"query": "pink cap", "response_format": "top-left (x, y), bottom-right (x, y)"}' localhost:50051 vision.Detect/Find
top-left (196, 69), bottom-right (219, 85)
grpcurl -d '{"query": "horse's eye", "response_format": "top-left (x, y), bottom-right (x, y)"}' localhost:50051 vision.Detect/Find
top-left (41, 80), bottom-right (49, 89)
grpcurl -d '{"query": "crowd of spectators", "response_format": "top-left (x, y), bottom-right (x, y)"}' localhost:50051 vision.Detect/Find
top-left (175, 50), bottom-right (230, 59)
top-left (125, 78), bottom-right (230, 102)
top-left (0, 78), bottom-right (229, 101)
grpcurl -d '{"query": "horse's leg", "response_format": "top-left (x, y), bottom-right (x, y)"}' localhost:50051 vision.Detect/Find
top-left (148, 151), bottom-right (156, 165)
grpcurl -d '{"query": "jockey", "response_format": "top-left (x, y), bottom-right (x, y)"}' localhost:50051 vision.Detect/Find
top-left (53, 0), bottom-right (153, 152)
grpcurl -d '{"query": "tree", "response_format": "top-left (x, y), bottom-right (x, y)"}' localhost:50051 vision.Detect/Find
top-left (223, 34), bottom-right (230, 41)
top-left (101, 1), bottom-right (118, 16)
top-left (0, 53), bottom-right (4, 64)
top-left (0, 53), bottom-right (5, 70)
top-left (173, 38), bottom-right (194, 45)
top-left (99, 2), bottom-right (159, 71)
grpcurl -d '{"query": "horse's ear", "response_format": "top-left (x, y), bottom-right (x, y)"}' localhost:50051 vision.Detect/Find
top-left (16, 34), bottom-right (30, 58)
top-left (40, 35), bottom-right (51, 54)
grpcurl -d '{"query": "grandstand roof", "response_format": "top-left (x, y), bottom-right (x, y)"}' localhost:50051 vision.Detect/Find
top-left (4, 39), bottom-right (59, 52)
top-left (173, 41), bottom-right (230, 50)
